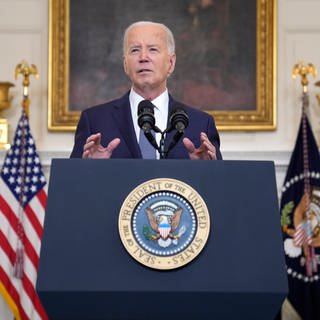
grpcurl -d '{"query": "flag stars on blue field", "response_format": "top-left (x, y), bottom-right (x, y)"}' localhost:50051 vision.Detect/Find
top-left (15, 186), bottom-right (21, 194)
top-left (33, 167), bottom-right (40, 174)
top-left (2, 167), bottom-right (8, 175)
top-left (0, 112), bottom-right (46, 205)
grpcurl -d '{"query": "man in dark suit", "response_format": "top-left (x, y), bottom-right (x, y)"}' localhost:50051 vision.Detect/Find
top-left (70, 21), bottom-right (222, 160)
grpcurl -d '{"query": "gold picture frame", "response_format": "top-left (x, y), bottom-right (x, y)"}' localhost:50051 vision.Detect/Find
top-left (48, 0), bottom-right (276, 131)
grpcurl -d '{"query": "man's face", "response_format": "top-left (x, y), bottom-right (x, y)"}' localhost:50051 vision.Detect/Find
top-left (123, 24), bottom-right (176, 97)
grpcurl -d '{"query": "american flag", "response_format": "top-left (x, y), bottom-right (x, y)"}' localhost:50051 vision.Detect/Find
top-left (0, 111), bottom-right (48, 320)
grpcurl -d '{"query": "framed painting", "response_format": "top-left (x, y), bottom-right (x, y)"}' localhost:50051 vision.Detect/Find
top-left (48, 0), bottom-right (276, 131)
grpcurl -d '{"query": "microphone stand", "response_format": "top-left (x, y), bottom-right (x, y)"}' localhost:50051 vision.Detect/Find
top-left (149, 125), bottom-right (167, 159)
top-left (146, 125), bottom-right (185, 160)
top-left (159, 131), bottom-right (166, 159)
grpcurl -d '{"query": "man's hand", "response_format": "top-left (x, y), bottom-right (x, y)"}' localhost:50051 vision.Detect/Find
top-left (183, 132), bottom-right (217, 160)
top-left (82, 133), bottom-right (121, 159)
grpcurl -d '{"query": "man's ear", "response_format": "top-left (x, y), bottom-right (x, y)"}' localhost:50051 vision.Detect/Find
top-left (168, 53), bottom-right (176, 76)
top-left (123, 57), bottom-right (128, 75)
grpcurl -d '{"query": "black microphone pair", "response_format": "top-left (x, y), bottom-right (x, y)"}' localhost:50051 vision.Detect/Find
top-left (137, 100), bottom-right (189, 134)
top-left (137, 100), bottom-right (189, 158)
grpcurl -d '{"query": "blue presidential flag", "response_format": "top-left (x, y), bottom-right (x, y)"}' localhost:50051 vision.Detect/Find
top-left (280, 98), bottom-right (320, 320)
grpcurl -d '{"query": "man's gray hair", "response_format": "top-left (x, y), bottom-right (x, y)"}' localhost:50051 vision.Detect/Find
top-left (123, 21), bottom-right (175, 55)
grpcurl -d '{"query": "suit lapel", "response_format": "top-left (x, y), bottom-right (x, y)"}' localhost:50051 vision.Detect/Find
top-left (112, 93), bottom-right (142, 158)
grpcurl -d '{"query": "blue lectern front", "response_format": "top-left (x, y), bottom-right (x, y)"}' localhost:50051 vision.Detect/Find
top-left (37, 159), bottom-right (287, 319)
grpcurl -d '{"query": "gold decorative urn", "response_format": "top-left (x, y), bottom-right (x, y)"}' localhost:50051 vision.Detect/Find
top-left (0, 81), bottom-right (14, 149)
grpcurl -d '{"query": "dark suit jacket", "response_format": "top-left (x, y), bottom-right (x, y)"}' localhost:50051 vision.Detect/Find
top-left (70, 92), bottom-right (222, 159)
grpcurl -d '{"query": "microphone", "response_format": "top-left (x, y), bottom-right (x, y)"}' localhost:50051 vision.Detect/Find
top-left (169, 107), bottom-right (189, 133)
top-left (166, 107), bottom-right (189, 156)
top-left (137, 100), bottom-right (158, 150)
top-left (137, 100), bottom-right (156, 132)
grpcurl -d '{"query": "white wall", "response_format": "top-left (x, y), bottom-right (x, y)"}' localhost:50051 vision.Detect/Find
top-left (0, 0), bottom-right (320, 318)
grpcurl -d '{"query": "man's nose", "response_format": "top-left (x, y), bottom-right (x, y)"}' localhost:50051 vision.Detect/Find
top-left (139, 48), bottom-right (149, 61)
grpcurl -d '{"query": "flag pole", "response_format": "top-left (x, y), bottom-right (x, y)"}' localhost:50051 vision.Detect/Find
top-left (13, 60), bottom-right (39, 278)
top-left (292, 61), bottom-right (318, 276)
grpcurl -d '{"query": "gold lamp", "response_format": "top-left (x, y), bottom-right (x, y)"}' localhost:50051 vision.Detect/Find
top-left (0, 81), bottom-right (14, 149)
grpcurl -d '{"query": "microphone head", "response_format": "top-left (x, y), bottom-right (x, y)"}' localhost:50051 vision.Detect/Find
top-left (169, 107), bottom-right (189, 132)
top-left (137, 100), bottom-right (155, 131)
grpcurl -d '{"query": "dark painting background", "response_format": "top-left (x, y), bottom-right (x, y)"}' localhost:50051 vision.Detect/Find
top-left (69, 0), bottom-right (256, 111)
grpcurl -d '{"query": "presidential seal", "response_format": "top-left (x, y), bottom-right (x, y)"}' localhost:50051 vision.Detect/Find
top-left (118, 178), bottom-right (210, 270)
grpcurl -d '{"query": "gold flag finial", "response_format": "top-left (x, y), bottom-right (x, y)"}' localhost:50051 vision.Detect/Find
top-left (292, 61), bottom-right (317, 93)
top-left (15, 60), bottom-right (39, 116)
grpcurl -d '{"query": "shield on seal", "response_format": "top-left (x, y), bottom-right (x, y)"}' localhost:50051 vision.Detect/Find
top-left (158, 222), bottom-right (171, 239)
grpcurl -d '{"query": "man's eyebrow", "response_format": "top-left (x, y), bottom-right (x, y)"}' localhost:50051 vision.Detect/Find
top-left (129, 44), bottom-right (160, 48)
top-left (129, 44), bottom-right (141, 49)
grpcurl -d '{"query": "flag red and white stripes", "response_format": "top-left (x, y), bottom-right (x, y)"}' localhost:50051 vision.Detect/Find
top-left (293, 221), bottom-right (312, 247)
top-left (0, 111), bottom-right (48, 320)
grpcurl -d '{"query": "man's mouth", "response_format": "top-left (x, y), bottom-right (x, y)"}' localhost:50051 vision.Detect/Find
top-left (138, 69), bottom-right (152, 73)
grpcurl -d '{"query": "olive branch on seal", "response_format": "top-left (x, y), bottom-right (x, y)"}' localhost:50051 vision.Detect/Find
top-left (280, 201), bottom-right (294, 226)
top-left (143, 224), bottom-right (155, 240)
